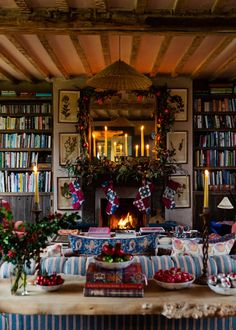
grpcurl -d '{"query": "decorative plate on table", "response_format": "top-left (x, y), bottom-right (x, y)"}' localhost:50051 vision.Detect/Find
top-left (153, 277), bottom-right (195, 290)
top-left (94, 255), bottom-right (134, 270)
top-left (36, 282), bottom-right (64, 292)
top-left (208, 283), bottom-right (236, 296)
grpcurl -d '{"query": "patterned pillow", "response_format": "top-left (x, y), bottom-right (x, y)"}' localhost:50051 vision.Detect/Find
top-left (68, 233), bottom-right (157, 256)
top-left (172, 237), bottom-right (235, 257)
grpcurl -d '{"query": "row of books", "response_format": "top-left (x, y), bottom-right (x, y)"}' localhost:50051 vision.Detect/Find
top-left (84, 262), bottom-right (145, 297)
top-left (195, 149), bottom-right (236, 167)
top-left (194, 97), bottom-right (236, 113)
top-left (0, 170), bottom-right (51, 193)
top-left (194, 114), bottom-right (236, 129)
top-left (196, 132), bottom-right (236, 148)
top-left (0, 133), bottom-right (52, 149)
top-left (0, 91), bottom-right (52, 97)
top-left (0, 151), bottom-right (29, 168)
top-left (0, 103), bottom-right (51, 114)
top-left (194, 169), bottom-right (236, 191)
top-left (0, 116), bottom-right (52, 130)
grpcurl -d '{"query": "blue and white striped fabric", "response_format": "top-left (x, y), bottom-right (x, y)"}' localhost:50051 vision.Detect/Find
top-left (64, 256), bottom-right (94, 275)
top-left (40, 257), bottom-right (67, 275)
top-left (0, 260), bottom-right (36, 279)
top-left (0, 314), bottom-right (235, 330)
top-left (213, 255), bottom-right (236, 274)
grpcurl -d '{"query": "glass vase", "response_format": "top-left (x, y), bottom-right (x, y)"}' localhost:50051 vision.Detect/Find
top-left (10, 265), bottom-right (28, 296)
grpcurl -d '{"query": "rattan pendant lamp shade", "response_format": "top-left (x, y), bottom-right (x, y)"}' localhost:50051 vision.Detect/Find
top-left (87, 59), bottom-right (152, 90)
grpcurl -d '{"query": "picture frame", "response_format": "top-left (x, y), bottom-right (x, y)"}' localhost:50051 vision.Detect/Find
top-left (167, 131), bottom-right (188, 163)
top-left (57, 177), bottom-right (75, 210)
top-left (170, 88), bottom-right (188, 121)
top-left (170, 175), bottom-right (190, 208)
top-left (58, 90), bottom-right (80, 123)
top-left (59, 133), bottom-right (80, 166)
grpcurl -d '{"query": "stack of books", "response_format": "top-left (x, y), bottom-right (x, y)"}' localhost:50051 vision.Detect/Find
top-left (84, 262), bottom-right (145, 297)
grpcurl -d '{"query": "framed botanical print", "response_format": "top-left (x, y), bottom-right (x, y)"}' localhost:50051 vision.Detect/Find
top-left (167, 131), bottom-right (188, 163)
top-left (59, 133), bottom-right (80, 166)
top-left (57, 177), bottom-right (74, 210)
top-left (58, 90), bottom-right (80, 123)
top-left (170, 175), bottom-right (190, 208)
top-left (170, 88), bottom-right (188, 121)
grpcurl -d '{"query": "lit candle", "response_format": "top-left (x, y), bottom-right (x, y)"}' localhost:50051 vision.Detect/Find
top-left (120, 144), bottom-right (123, 156)
top-left (141, 125), bottom-right (144, 156)
top-left (146, 144), bottom-right (150, 157)
top-left (114, 142), bottom-right (117, 158)
top-left (98, 145), bottom-right (102, 157)
top-left (203, 169), bottom-right (209, 208)
top-left (33, 165), bottom-right (39, 204)
top-left (124, 134), bottom-right (128, 156)
top-left (104, 126), bottom-right (108, 157)
top-left (135, 145), bottom-right (139, 157)
top-left (92, 133), bottom-right (96, 157)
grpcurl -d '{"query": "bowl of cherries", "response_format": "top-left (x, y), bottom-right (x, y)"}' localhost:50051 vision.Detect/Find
top-left (153, 267), bottom-right (195, 290)
top-left (94, 243), bottom-right (134, 270)
top-left (35, 273), bottom-right (65, 292)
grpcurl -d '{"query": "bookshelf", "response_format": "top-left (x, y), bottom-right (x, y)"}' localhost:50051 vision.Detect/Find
top-left (0, 92), bottom-right (53, 222)
top-left (193, 82), bottom-right (236, 229)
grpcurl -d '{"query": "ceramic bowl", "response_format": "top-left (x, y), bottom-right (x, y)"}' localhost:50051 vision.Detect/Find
top-left (94, 255), bottom-right (134, 270)
top-left (153, 277), bottom-right (195, 290)
top-left (208, 283), bottom-right (236, 296)
top-left (36, 279), bottom-right (64, 292)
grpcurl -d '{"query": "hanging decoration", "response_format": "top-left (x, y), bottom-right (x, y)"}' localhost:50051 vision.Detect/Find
top-left (162, 180), bottom-right (182, 209)
top-left (68, 180), bottom-right (85, 209)
top-left (101, 180), bottom-right (119, 215)
top-left (133, 181), bottom-right (154, 214)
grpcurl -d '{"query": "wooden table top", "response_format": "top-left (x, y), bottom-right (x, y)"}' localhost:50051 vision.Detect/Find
top-left (0, 276), bottom-right (236, 319)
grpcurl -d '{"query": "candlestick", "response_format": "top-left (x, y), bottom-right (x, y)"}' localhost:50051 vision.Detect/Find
top-left (113, 142), bottom-right (117, 158)
top-left (146, 144), bottom-right (150, 157)
top-left (141, 126), bottom-right (144, 156)
top-left (124, 134), bottom-right (128, 156)
top-left (203, 169), bottom-right (209, 208)
top-left (33, 165), bottom-right (39, 204)
top-left (135, 145), bottom-right (139, 157)
top-left (104, 126), bottom-right (108, 157)
top-left (120, 144), bottom-right (123, 156)
top-left (92, 133), bottom-right (96, 157)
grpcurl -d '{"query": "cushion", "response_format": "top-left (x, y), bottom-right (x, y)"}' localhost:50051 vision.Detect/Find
top-left (172, 237), bottom-right (235, 257)
top-left (68, 234), bottom-right (157, 256)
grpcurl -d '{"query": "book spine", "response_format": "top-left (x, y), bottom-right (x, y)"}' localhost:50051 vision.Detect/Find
top-left (83, 288), bottom-right (144, 297)
top-left (85, 282), bottom-right (143, 289)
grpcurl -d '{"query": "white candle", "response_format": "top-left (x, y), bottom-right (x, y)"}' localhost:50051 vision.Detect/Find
top-left (120, 144), bottom-right (123, 156)
top-left (104, 126), bottom-right (108, 157)
top-left (33, 165), bottom-right (39, 204)
top-left (114, 142), bottom-right (117, 158)
top-left (203, 170), bottom-right (209, 208)
top-left (124, 134), bottom-right (128, 156)
top-left (141, 125), bottom-right (144, 156)
top-left (92, 133), bottom-right (96, 157)
top-left (135, 145), bottom-right (139, 157)
top-left (98, 145), bottom-right (102, 157)
top-left (146, 144), bottom-right (150, 157)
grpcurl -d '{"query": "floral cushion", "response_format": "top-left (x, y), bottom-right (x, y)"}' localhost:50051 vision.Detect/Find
top-left (172, 237), bottom-right (235, 257)
top-left (68, 233), bottom-right (157, 256)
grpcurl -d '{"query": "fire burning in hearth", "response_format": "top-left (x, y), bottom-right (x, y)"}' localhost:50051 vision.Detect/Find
top-left (110, 212), bottom-right (137, 230)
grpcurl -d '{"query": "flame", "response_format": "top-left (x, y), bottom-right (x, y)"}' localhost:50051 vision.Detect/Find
top-left (110, 212), bottom-right (137, 229)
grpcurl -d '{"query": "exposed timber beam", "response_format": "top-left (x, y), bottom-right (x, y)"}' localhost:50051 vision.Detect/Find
top-left (130, 35), bottom-right (141, 66)
top-left (151, 36), bottom-right (173, 76)
top-left (15, 0), bottom-right (31, 14)
top-left (55, 0), bottom-right (70, 12)
top-left (100, 34), bottom-right (111, 67)
top-left (136, 0), bottom-right (148, 14)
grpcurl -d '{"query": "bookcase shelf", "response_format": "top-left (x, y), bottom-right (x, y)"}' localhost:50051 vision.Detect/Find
top-left (0, 91), bottom-right (53, 221)
top-left (193, 81), bottom-right (236, 229)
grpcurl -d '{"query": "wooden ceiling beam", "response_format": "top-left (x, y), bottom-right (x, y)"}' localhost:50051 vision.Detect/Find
top-left (151, 36), bottom-right (173, 76)
top-left (100, 34), bottom-right (111, 67)
top-left (211, 0), bottom-right (220, 13)
top-left (0, 67), bottom-right (17, 82)
top-left (69, 33), bottom-right (93, 75)
top-left (211, 53), bottom-right (236, 80)
top-left (0, 47), bottom-right (33, 82)
top-left (37, 35), bottom-right (70, 79)
top-left (130, 35), bottom-right (141, 66)
top-left (192, 36), bottom-right (234, 78)
top-left (135, 0), bottom-right (148, 14)
top-left (15, 0), bottom-right (31, 14)
top-left (94, 1), bottom-right (107, 10)
top-left (172, 35), bottom-right (205, 77)
top-left (6, 34), bottom-right (51, 79)
top-left (0, 11), bottom-right (236, 34)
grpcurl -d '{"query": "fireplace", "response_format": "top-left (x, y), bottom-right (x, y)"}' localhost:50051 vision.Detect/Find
top-left (95, 187), bottom-right (148, 230)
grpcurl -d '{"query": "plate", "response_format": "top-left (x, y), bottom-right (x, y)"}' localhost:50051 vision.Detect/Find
top-left (94, 256), bottom-right (134, 270)
top-left (208, 283), bottom-right (236, 296)
top-left (153, 277), bottom-right (195, 290)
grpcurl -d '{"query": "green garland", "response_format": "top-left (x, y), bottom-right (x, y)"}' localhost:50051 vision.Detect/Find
top-left (72, 85), bottom-right (183, 185)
